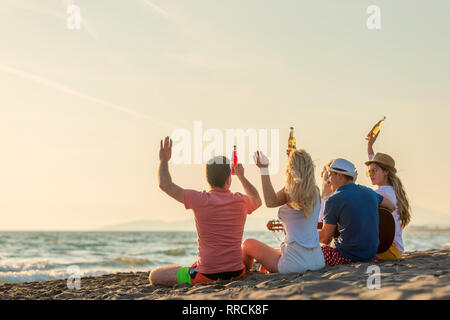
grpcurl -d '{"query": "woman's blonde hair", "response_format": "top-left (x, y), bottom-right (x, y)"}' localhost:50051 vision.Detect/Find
top-left (284, 149), bottom-right (319, 217)
top-left (378, 164), bottom-right (411, 229)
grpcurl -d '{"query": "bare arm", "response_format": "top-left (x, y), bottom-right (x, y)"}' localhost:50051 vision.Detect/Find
top-left (253, 151), bottom-right (287, 208)
top-left (158, 160), bottom-right (184, 204)
top-left (366, 130), bottom-right (379, 158)
top-left (320, 166), bottom-right (333, 200)
top-left (158, 137), bottom-right (184, 204)
top-left (379, 196), bottom-right (396, 213)
top-left (261, 176), bottom-right (287, 208)
top-left (234, 164), bottom-right (262, 210)
top-left (319, 224), bottom-right (336, 245)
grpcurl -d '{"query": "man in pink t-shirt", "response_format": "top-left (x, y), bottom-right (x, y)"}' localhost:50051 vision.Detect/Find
top-left (149, 136), bottom-right (262, 286)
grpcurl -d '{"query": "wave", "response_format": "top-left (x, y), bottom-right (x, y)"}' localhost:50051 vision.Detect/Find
top-left (0, 257), bottom-right (152, 275)
top-left (112, 256), bottom-right (150, 266)
top-left (0, 260), bottom-right (53, 272)
top-left (0, 269), bottom-right (111, 284)
top-left (171, 240), bottom-right (197, 245)
top-left (160, 248), bottom-right (187, 256)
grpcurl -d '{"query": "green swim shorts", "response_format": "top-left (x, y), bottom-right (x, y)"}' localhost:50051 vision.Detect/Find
top-left (176, 266), bottom-right (192, 284)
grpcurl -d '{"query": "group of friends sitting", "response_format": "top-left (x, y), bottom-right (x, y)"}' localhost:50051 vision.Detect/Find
top-left (149, 130), bottom-right (411, 286)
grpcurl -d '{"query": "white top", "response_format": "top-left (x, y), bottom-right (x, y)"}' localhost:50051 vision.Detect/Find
top-left (375, 185), bottom-right (404, 253)
top-left (277, 193), bottom-right (321, 249)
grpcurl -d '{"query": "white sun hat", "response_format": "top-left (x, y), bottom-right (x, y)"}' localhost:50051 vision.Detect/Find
top-left (328, 158), bottom-right (358, 179)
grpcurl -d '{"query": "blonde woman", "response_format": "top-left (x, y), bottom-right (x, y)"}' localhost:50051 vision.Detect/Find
top-left (242, 150), bottom-right (325, 274)
top-left (366, 132), bottom-right (412, 260)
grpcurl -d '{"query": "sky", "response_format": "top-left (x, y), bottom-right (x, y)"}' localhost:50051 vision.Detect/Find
top-left (1, 0), bottom-right (449, 230)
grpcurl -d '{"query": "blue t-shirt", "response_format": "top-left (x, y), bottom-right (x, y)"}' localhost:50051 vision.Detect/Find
top-left (323, 183), bottom-right (384, 262)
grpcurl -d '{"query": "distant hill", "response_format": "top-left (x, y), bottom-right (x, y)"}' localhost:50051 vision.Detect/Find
top-left (97, 216), bottom-right (271, 231)
top-left (97, 207), bottom-right (450, 232)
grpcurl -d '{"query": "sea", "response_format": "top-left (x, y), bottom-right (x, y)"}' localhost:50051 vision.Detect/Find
top-left (0, 230), bottom-right (449, 284)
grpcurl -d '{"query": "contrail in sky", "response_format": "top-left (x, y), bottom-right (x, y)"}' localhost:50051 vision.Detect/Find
top-left (4, 0), bottom-right (133, 72)
top-left (0, 64), bottom-right (177, 129)
top-left (139, 0), bottom-right (170, 18)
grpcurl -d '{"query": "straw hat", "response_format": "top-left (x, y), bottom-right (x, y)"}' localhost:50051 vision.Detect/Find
top-left (365, 153), bottom-right (397, 173)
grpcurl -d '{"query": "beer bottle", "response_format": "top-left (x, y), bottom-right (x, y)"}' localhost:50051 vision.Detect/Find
top-left (288, 127), bottom-right (296, 152)
top-left (231, 145), bottom-right (238, 174)
top-left (370, 116), bottom-right (386, 138)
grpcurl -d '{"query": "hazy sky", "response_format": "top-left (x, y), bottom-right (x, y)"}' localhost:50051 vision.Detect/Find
top-left (1, 0), bottom-right (449, 230)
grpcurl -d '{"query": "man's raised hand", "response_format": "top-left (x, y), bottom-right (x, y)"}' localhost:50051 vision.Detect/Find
top-left (253, 151), bottom-right (270, 168)
top-left (159, 136), bottom-right (172, 161)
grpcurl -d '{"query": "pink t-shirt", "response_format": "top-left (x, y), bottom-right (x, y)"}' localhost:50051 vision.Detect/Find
top-left (183, 189), bottom-right (256, 274)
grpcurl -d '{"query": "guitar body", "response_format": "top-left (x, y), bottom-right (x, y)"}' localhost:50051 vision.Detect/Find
top-left (377, 207), bottom-right (395, 253)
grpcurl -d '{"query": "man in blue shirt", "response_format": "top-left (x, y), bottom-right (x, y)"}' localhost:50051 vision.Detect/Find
top-left (318, 158), bottom-right (396, 265)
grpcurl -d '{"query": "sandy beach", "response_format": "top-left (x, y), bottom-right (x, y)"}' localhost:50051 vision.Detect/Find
top-left (0, 248), bottom-right (448, 300)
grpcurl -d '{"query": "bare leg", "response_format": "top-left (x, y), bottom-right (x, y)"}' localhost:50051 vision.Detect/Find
top-left (149, 265), bottom-right (181, 286)
top-left (242, 239), bottom-right (281, 273)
